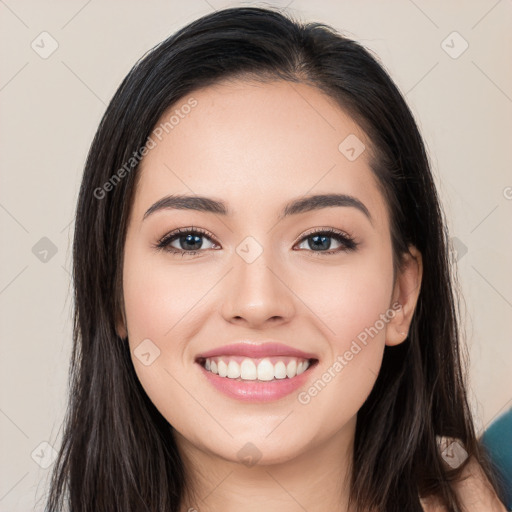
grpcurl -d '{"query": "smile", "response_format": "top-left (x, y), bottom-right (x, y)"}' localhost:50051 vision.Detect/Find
top-left (195, 356), bottom-right (319, 402)
top-left (198, 355), bottom-right (315, 381)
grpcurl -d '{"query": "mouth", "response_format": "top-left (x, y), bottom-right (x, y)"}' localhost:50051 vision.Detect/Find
top-left (195, 355), bottom-right (319, 382)
top-left (194, 341), bottom-right (320, 401)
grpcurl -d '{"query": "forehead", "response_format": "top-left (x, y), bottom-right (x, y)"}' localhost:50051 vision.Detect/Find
top-left (133, 79), bottom-right (388, 228)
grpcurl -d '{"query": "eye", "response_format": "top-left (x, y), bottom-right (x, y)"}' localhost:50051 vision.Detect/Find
top-left (294, 228), bottom-right (359, 255)
top-left (153, 226), bottom-right (359, 257)
top-left (153, 227), bottom-right (218, 256)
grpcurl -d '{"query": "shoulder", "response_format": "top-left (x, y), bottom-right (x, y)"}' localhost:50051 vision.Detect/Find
top-left (419, 495), bottom-right (448, 512)
top-left (420, 457), bottom-right (507, 512)
top-left (451, 456), bottom-right (508, 511)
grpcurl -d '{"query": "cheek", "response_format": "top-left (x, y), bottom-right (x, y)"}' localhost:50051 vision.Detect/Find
top-left (121, 247), bottom-right (206, 425)
top-left (292, 250), bottom-right (394, 417)
top-left (122, 246), bottom-right (200, 346)
top-left (121, 243), bottom-right (193, 384)
top-left (295, 249), bottom-right (394, 351)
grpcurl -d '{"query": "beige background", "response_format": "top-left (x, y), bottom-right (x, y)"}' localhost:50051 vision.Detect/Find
top-left (0, 0), bottom-right (511, 510)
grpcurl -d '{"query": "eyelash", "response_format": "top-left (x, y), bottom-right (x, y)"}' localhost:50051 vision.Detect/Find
top-left (153, 226), bottom-right (359, 258)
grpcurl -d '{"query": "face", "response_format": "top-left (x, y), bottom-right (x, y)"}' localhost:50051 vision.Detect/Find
top-left (118, 79), bottom-right (422, 466)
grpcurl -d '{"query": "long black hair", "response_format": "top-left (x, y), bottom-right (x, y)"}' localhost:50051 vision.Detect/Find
top-left (44, 6), bottom-right (505, 511)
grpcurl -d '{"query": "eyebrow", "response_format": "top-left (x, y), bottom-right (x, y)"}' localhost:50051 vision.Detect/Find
top-left (143, 193), bottom-right (372, 225)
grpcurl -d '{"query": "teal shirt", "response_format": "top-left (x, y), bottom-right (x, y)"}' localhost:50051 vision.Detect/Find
top-left (480, 408), bottom-right (512, 510)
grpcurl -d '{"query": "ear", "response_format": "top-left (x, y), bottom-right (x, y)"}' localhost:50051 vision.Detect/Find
top-left (385, 245), bottom-right (423, 346)
top-left (115, 299), bottom-right (128, 340)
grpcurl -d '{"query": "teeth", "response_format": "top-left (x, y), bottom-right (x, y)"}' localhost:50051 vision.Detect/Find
top-left (202, 356), bottom-right (312, 381)
top-left (241, 358), bottom-right (257, 380)
top-left (257, 359), bottom-right (274, 381)
top-left (227, 360), bottom-right (240, 379)
top-left (218, 360), bottom-right (228, 377)
top-left (274, 361), bottom-right (287, 379)
top-left (286, 359), bottom-right (297, 378)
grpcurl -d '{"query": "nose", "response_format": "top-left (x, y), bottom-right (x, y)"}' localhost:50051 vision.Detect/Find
top-left (219, 248), bottom-right (296, 328)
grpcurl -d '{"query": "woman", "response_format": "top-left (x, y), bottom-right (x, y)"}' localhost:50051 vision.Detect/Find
top-left (45, 6), bottom-right (508, 511)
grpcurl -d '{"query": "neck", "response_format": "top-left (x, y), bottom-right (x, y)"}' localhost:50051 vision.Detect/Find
top-left (176, 416), bottom-right (356, 512)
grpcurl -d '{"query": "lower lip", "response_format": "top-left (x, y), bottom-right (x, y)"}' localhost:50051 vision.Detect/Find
top-left (196, 360), bottom-right (318, 402)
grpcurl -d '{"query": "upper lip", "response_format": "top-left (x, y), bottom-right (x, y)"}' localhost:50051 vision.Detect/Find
top-left (195, 341), bottom-right (319, 361)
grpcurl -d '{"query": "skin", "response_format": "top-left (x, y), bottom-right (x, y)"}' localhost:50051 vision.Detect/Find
top-left (117, 78), bottom-right (425, 511)
top-left (421, 457), bottom-right (508, 511)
